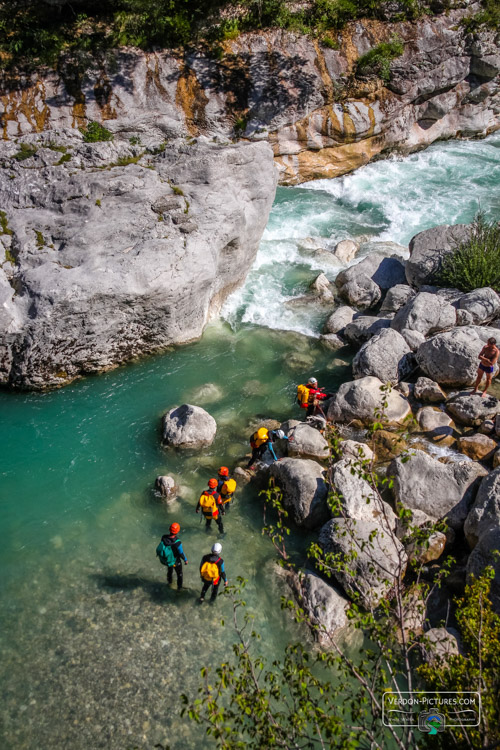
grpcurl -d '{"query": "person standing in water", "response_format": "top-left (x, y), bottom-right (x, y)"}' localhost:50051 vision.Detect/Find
top-left (199, 542), bottom-right (228, 603)
top-left (156, 522), bottom-right (188, 591)
top-left (196, 479), bottom-right (224, 533)
top-left (217, 466), bottom-right (237, 514)
top-left (472, 337), bottom-right (499, 397)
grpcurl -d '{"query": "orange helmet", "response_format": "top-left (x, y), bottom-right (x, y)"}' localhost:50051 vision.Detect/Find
top-left (170, 522), bottom-right (180, 535)
top-left (208, 478), bottom-right (218, 489)
top-left (218, 466), bottom-right (229, 477)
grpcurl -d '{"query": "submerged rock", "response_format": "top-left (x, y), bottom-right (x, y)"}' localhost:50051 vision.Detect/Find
top-left (162, 404), bottom-right (217, 449)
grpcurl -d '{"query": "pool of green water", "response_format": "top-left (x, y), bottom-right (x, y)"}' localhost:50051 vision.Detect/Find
top-left (0, 322), bottom-right (348, 750)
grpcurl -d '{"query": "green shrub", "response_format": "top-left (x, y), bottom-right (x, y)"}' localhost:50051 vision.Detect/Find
top-left (356, 35), bottom-right (404, 81)
top-left (435, 213), bottom-right (500, 293)
top-left (0, 211), bottom-right (13, 236)
top-left (462, 0), bottom-right (500, 32)
top-left (13, 142), bottom-right (37, 161)
top-left (55, 153), bottom-right (72, 165)
top-left (79, 121), bottom-right (114, 143)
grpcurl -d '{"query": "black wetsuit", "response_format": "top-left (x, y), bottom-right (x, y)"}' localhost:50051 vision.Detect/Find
top-left (161, 534), bottom-right (187, 590)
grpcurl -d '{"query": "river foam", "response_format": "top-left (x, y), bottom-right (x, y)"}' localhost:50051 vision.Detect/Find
top-left (223, 132), bottom-right (500, 336)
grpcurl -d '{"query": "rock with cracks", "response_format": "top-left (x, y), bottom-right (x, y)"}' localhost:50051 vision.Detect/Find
top-left (332, 458), bottom-right (397, 530)
top-left (389, 449), bottom-right (487, 531)
top-left (269, 458), bottom-right (329, 529)
top-left (352, 328), bottom-right (414, 385)
top-left (328, 376), bottom-right (411, 426)
top-left (416, 326), bottom-right (499, 386)
top-left (319, 518), bottom-right (407, 608)
top-left (291, 571), bottom-right (350, 647)
top-left (464, 467), bottom-right (500, 549)
top-left (162, 404), bottom-right (217, 450)
top-left (287, 423), bottom-right (330, 461)
top-left (446, 392), bottom-right (500, 427)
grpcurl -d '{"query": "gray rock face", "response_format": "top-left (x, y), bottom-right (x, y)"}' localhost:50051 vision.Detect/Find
top-left (339, 440), bottom-right (374, 462)
top-left (334, 239), bottom-right (358, 264)
top-left (344, 316), bottom-right (391, 346)
top-left (328, 376), bottom-right (411, 426)
top-left (416, 326), bottom-right (497, 386)
top-left (464, 467), bottom-right (500, 548)
top-left (352, 328), bottom-right (413, 385)
top-left (391, 292), bottom-right (456, 336)
top-left (466, 526), bottom-right (500, 614)
top-left (162, 404), bottom-right (217, 449)
top-left (294, 571), bottom-right (350, 645)
top-left (319, 518), bottom-right (407, 607)
top-left (446, 392), bottom-right (500, 427)
top-left (269, 458), bottom-right (329, 529)
top-left (332, 458), bottom-right (397, 530)
top-left (457, 287), bottom-right (500, 325)
top-left (0, 133), bottom-right (276, 389)
top-left (400, 328), bottom-right (426, 351)
top-left (320, 333), bottom-right (346, 350)
top-left (380, 284), bottom-right (416, 314)
top-left (336, 253), bottom-right (406, 304)
top-left (414, 376), bottom-right (446, 403)
top-left (406, 224), bottom-right (471, 288)
top-left (155, 475), bottom-right (178, 502)
top-left (336, 275), bottom-right (382, 309)
top-left (389, 449), bottom-right (487, 530)
top-left (287, 422), bottom-right (330, 460)
top-left (323, 305), bottom-right (356, 334)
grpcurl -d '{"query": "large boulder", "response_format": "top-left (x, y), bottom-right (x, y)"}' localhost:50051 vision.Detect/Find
top-left (339, 440), bottom-right (374, 462)
top-left (319, 518), bottom-right (407, 608)
top-left (389, 450), bottom-right (487, 530)
top-left (269, 458), bottom-right (329, 529)
top-left (421, 627), bottom-right (461, 666)
top-left (292, 571), bottom-right (350, 646)
top-left (416, 326), bottom-right (498, 386)
top-left (352, 328), bottom-right (413, 385)
top-left (446, 392), bottom-right (500, 427)
top-left (343, 316), bottom-right (391, 346)
top-left (0, 135), bottom-right (277, 390)
top-left (287, 422), bottom-right (330, 460)
top-left (334, 239), bottom-right (358, 264)
top-left (380, 284), bottom-right (416, 315)
top-left (162, 404), bottom-right (217, 449)
top-left (332, 458), bottom-right (397, 530)
top-left (391, 292), bottom-right (457, 337)
top-left (464, 467), bottom-right (500, 548)
top-left (456, 288), bottom-right (500, 325)
top-left (328, 376), bottom-right (411, 426)
top-left (323, 305), bottom-right (356, 334)
top-left (336, 253), bottom-right (406, 308)
top-left (466, 526), bottom-right (500, 614)
top-left (406, 224), bottom-right (471, 288)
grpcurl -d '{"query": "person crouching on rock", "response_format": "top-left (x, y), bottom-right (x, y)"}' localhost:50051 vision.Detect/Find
top-left (217, 466), bottom-right (237, 514)
top-left (196, 479), bottom-right (224, 533)
top-left (473, 337), bottom-right (499, 398)
top-left (156, 522), bottom-right (188, 591)
top-left (246, 427), bottom-right (288, 469)
top-left (297, 377), bottom-right (332, 418)
top-left (199, 542), bottom-right (227, 603)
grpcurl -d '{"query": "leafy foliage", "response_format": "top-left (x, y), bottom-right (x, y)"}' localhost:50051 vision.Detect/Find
top-left (462, 0), bottom-right (500, 32)
top-left (79, 120), bottom-right (114, 143)
top-left (356, 35), bottom-right (404, 82)
top-left (13, 143), bottom-right (37, 161)
top-left (435, 212), bottom-right (500, 293)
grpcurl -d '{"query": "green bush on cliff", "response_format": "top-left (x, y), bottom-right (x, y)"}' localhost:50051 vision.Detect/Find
top-left (435, 212), bottom-right (500, 293)
top-left (356, 35), bottom-right (404, 81)
top-left (462, 0), bottom-right (500, 32)
top-left (80, 120), bottom-right (114, 143)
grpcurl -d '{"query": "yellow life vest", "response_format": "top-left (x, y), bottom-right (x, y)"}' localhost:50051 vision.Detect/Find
top-left (297, 384), bottom-right (310, 408)
top-left (220, 478), bottom-right (236, 503)
top-left (252, 428), bottom-right (269, 448)
top-left (199, 491), bottom-right (218, 516)
top-left (201, 561), bottom-right (220, 582)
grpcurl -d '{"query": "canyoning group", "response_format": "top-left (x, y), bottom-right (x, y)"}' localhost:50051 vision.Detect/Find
top-left (156, 376), bottom-right (330, 603)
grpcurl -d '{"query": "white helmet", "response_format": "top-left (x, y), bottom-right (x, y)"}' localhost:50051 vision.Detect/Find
top-left (307, 377), bottom-right (317, 385)
top-left (212, 542), bottom-right (222, 554)
top-left (275, 429), bottom-right (285, 439)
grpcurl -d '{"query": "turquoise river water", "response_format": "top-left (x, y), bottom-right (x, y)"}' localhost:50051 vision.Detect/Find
top-left (1, 133), bottom-right (500, 749)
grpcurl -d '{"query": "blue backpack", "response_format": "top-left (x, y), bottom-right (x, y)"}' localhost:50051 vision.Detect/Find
top-left (156, 539), bottom-right (176, 566)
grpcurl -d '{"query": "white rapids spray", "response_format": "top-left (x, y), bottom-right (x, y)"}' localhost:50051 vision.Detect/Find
top-left (222, 133), bottom-right (500, 336)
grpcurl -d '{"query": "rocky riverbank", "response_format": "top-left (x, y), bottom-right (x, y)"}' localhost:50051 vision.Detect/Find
top-left (0, 131), bottom-right (277, 389)
top-left (1, 6), bottom-right (499, 184)
top-left (169, 217), bottom-right (500, 645)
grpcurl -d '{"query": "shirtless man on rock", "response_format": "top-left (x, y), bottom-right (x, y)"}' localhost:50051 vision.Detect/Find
top-left (472, 337), bottom-right (500, 398)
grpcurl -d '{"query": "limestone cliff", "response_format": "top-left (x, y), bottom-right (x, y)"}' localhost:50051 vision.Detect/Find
top-left (1, 7), bottom-right (499, 183)
top-left (0, 134), bottom-right (277, 389)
